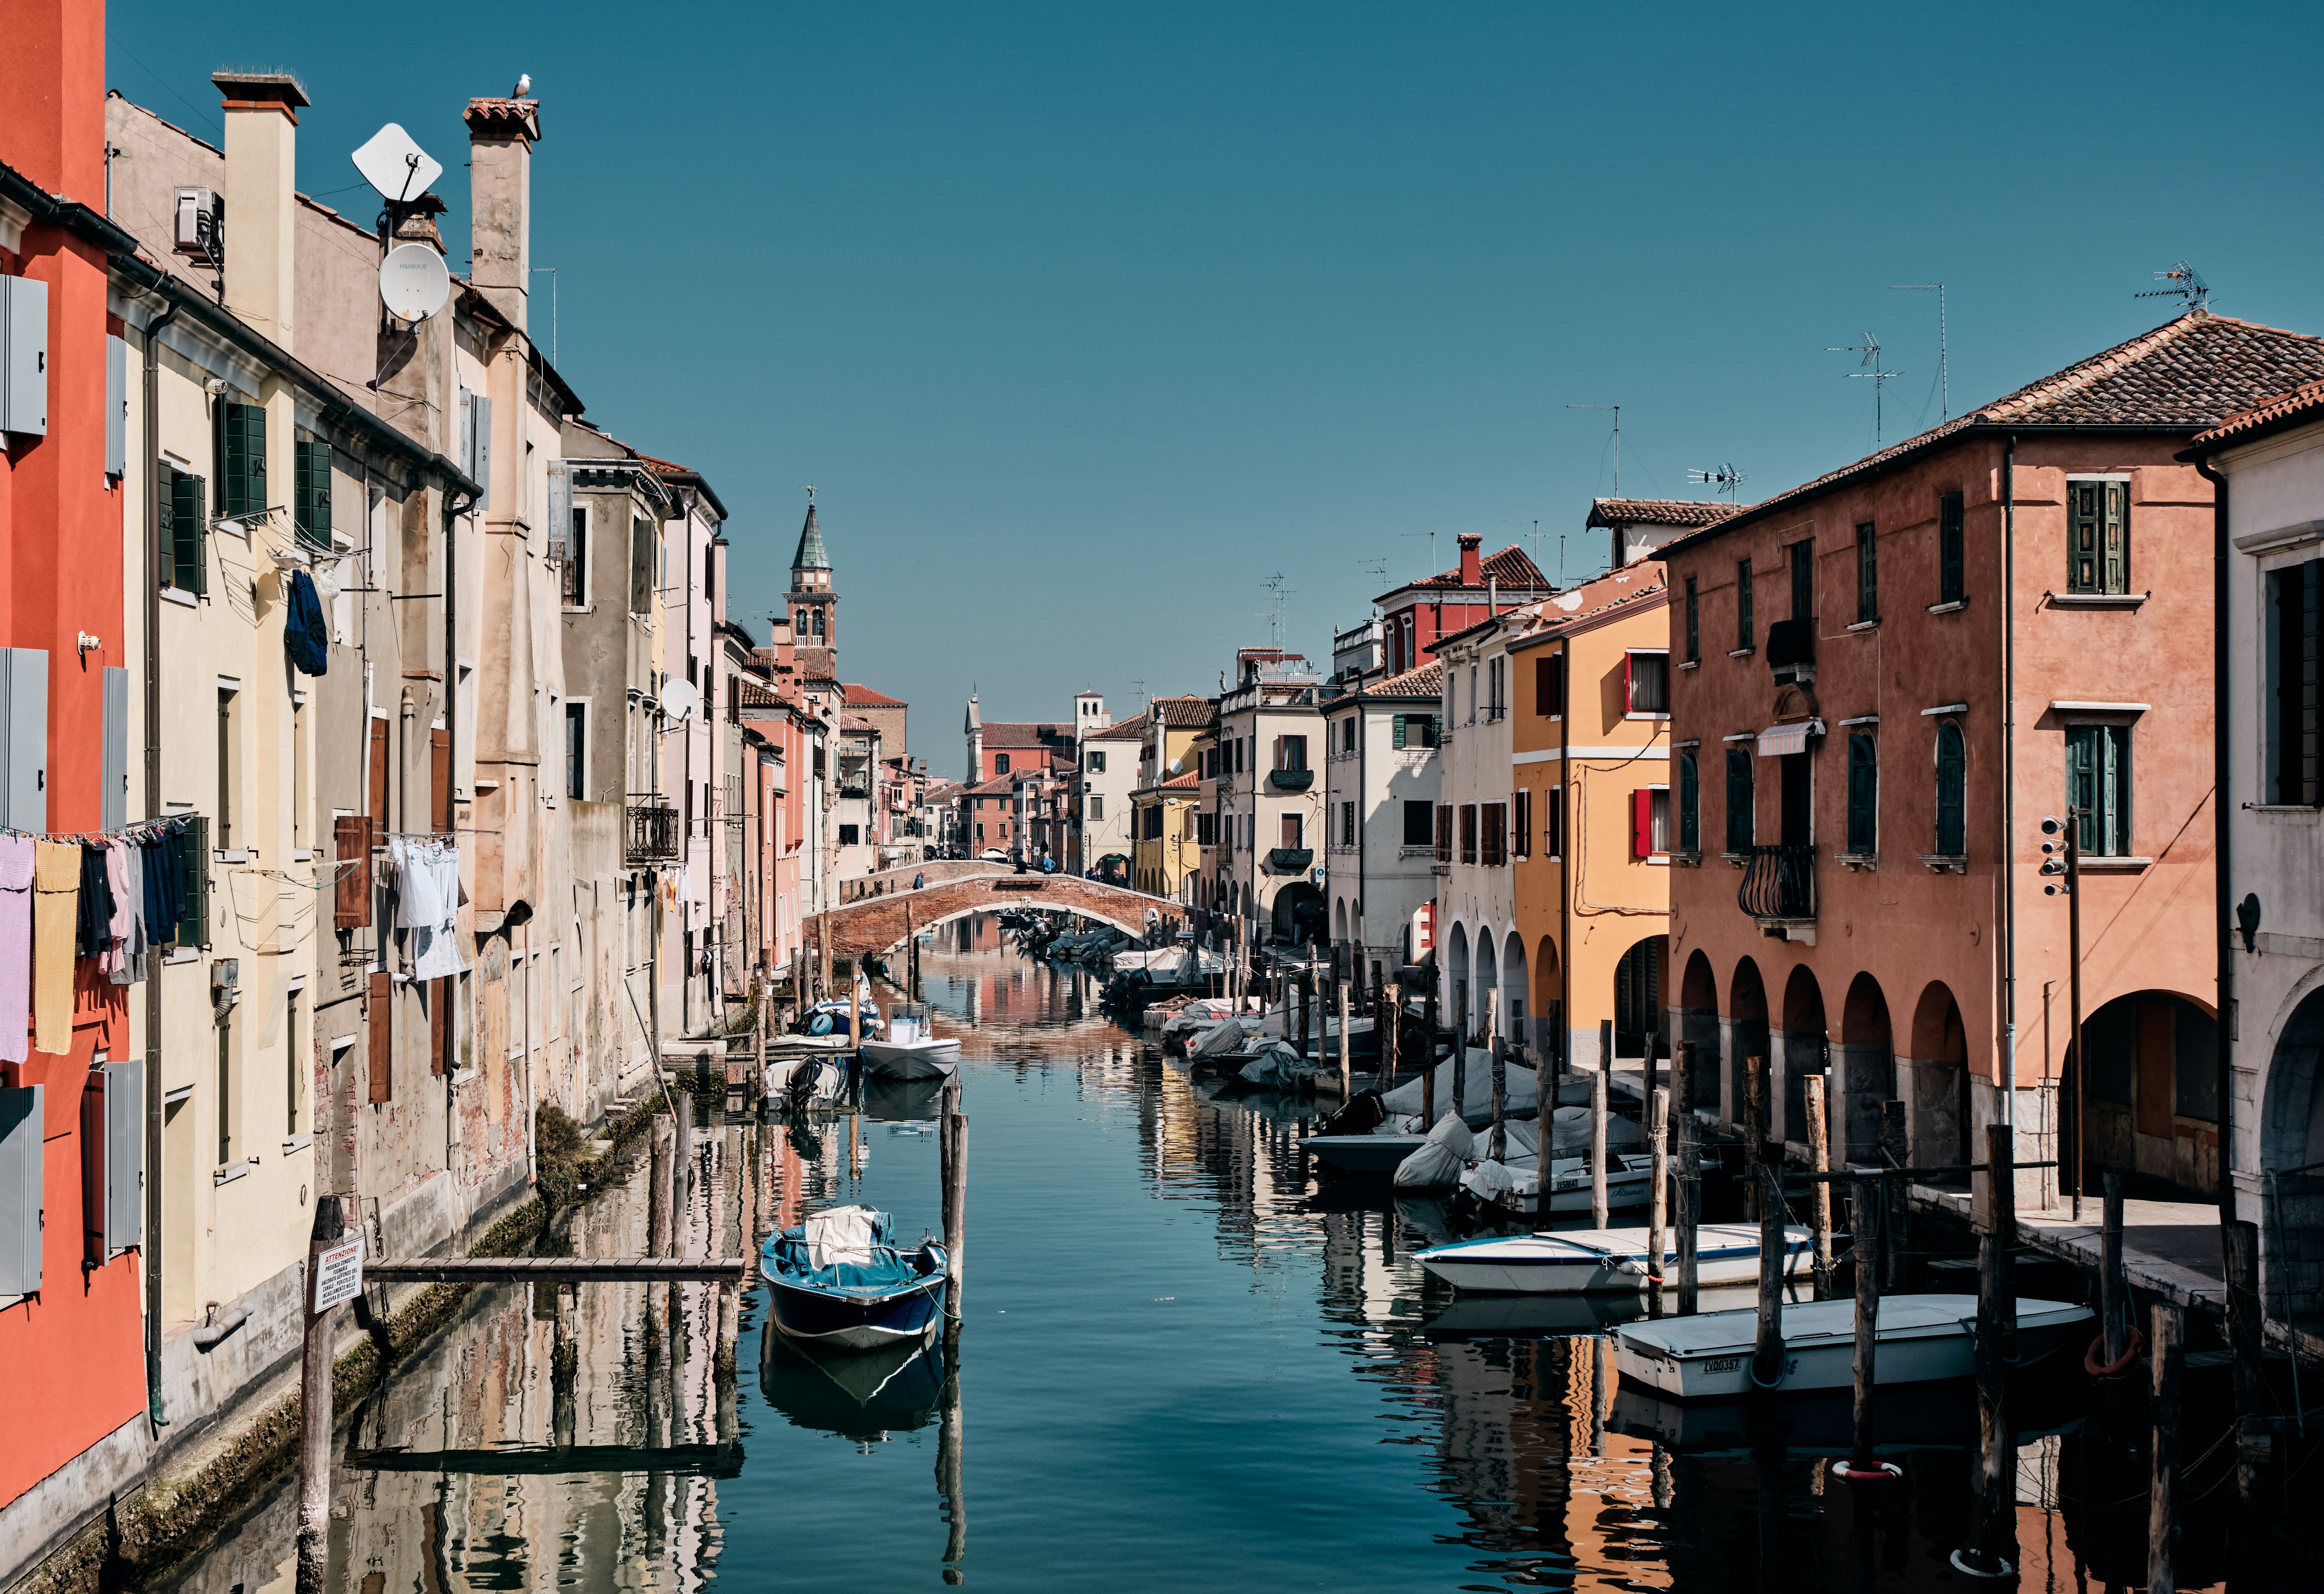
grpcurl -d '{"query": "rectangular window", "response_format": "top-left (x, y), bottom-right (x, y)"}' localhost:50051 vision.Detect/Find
top-left (1275, 735), bottom-right (1308, 770)
top-left (1789, 539), bottom-right (1814, 621)
top-left (1536, 654), bottom-right (1565, 716)
top-left (1280, 813), bottom-right (1303, 850)
top-left (2065, 723), bottom-right (2132, 856)
top-left (1625, 651), bottom-right (1669, 715)
top-left (1846, 733), bottom-right (1878, 854)
top-left (838, 823), bottom-right (861, 846)
top-left (1684, 577), bottom-right (1700, 662)
top-left (2067, 480), bottom-right (2130, 595)
top-left (1939, 491), bottom-right (1965, 604)
top-left (1678, 753), bottom-right (1699, 853)
top-left (161, 468), bottom-right (208, 594)
top-left (1485, 659), bottom-right (1505, 720)
top-left (215, 399), bottom-right (266, 522)
top-left (2269, 558), bottom-right (2321, 804)
top-left (1545, 785), bottom-right (1566, 859)
top-left (1725, 747), bottom-right (1754, 853)
top-left (294, 433), bottom-right (332, 550)
top-left (1480, 802), bottom-right (1506, 866)
top-left (995, 753), bottom-right (1011, 774)
top-left (1737, 558), bottom-right (1754, 649)
top-left (1856, 522), bottom-right (1878, 622)
top-left (1087, 794), bottom-right (1103, 820)
top-left (1436, 804), bottom-right (1453, 862)
top-left (630, 517), bottom-right (655, 614)
top-left (1339, 801), bottom-right (1356, 847)
top-left (1404, 800), bottom-right (1435, 847)
top-left (561, 505), bottom-right (588, 606)
top-left (1512, 788), bottom-right (1531, 858)
top-left (1086, 749), bottom-right (1106, 772)
top-left (1458, 803), bottom-right (1478, 864)
top-left (1630, 787), bottom-right (1669, 855)
top-left (976, 822), bottom-right (985, 841)
top-left (565, 702), bottom-right (585, 799)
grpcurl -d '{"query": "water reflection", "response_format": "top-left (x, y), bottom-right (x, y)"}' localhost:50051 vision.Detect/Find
top-left (150, 916), bottom-right (2244, 1593)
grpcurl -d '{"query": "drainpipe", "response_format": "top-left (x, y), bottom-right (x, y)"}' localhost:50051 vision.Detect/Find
top-left (141, 293), bottom-right (179, 1432)
top-left (442, 478), bottom-right (477, 1188)
top-left (2194, 454), bottom-right (2236, 1230)
top-left (2000, 434), bottom-right (2018, 1146)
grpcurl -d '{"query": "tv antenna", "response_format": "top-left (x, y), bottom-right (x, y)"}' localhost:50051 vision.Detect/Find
top-left (1827, 333), bottom-right (1904, 449)
top-left (1686, 464), bottom-right (1747, 498)
top-left (1400, 530), bottom-right (1438, 579)
top-left (1261, 572), bottom-right (1292, 649)
top-left (1503, 519), bottom-right (1545, 595)
top-left (2137, 260), bottom-right (2209, 313)
top-left (1568, 404), bottom-right (1620, 497)
top-left (1890, 283), bottom-right (1948, 420)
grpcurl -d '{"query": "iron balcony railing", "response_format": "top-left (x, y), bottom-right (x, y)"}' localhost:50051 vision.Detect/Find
top-left (1738, 844), bottom-right (1815, 920)
top-left (625, 803), bottom-right (681, 864)
top-left (1264, 847), bottom-right (1314, 875)
top-left (1266, 767), bottom-right (1314, 792)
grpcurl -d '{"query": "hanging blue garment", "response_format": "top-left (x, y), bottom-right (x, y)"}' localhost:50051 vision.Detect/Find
top-left (285, 569), bottom-right (330, 676)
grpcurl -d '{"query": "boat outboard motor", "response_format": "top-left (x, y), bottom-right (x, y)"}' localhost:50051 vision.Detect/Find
top-left (1317, 1090), bottom-right (1387, 1138)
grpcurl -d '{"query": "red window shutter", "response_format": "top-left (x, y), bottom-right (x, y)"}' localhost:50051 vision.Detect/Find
top-left (334, 815), bottom-right (373, 929)
top-left (1632, 789), bottom-right (1653, 858)
top-left (368, 971), bottom-right (393, 1104)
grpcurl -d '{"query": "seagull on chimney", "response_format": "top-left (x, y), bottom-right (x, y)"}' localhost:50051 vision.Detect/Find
top-left (512, 73), bottom-right (532, 98)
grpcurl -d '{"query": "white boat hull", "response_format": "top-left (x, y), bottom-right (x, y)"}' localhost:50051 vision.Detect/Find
top-left (860, 1038), bottom-right (961, 1081)
top-left (1418, 1224), bottom-right (1813, 1295)
top-left (1613, 1293), bottom-right (2094, 1400)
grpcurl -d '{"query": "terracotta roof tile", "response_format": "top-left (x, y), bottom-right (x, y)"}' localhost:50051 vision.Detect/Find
top-left (843, 683), bottom-right (906, 707)
top-left (1584, 498), bottom-right (1747, 530)
top-left (1372, 660), bottom-right (1443, 697)
top-left (1403, 543), bottom-right (1550, 592)
top-left (1089, 711), bottom-right (1150, 741)
top-left (2190, 374), bottom-right (2324, 448)
top-left (1160, 771), bottom-right (1201, 789)
top-left (979, 721), bottom-right (1072, 749)
top-left (1150, 695), bottom-right (1219, 728)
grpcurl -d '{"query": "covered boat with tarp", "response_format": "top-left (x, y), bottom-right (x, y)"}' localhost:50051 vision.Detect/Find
top-left (762, 1205), bottom-right (948, 1350)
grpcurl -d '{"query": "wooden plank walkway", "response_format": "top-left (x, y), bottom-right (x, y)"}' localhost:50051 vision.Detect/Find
top-left (366, 1257), bottom-right (745, 1284)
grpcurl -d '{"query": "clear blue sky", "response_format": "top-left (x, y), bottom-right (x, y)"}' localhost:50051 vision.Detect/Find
top-left (110, 0), bottom-right (2324, 764)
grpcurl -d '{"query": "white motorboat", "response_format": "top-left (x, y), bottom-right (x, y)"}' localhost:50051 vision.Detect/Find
top-left (1613, 1293), bottom-right (2094, 1401)
top-left (859, 1003), bottom-right (959, 1081)
top-left (1417, 1223), bottom-right (1814, 1295)
top-left (766, 1052), bottom-right (850, 1107)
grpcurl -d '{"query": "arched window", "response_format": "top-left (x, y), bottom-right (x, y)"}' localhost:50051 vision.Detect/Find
top-left (1677, 752), bottom-right (1699, 853)
top-left (1934, 722), bottom-right (1966, 856)
top-left (1846, 734), bottom-right (1877, 855)
top-left (1725, 748), bottom-right (1754, 853)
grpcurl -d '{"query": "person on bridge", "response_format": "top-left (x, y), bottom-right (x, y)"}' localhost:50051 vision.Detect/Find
top-left (913, 871), bottom-right (925, 891)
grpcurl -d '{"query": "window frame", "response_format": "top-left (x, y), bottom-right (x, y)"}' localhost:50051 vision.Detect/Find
top-left (1845, 732), bottom-right (1878, 855)
top-left (1725, 747), bottom-right (1754, 854)
top-left (1939, 491), bottom-right (1965, 605)
top-left (1512, 787), bottom-right (1531, 859)
top-left (1855, 521), bottom-right (1878, 623)
top-left (1458, 803), bottom-right (1477, 865)
top-left (2066, 477), bottom-right (2130, 596)
top-left (1737, 558), bottom-right (1754, 650)
top-left (1677, 752), bottom-right (1699, 854)
top-left (1624, 650), bottom-right (1670, 718)
top-left (1684, 575), bottom-right (1700, 663)
top-left (2064, 721), bottom-right (2132, 856)
top-left (2268, 557), bottom-right (2321, 805)
top-left (1934, 721), bottom-right (1968, 857)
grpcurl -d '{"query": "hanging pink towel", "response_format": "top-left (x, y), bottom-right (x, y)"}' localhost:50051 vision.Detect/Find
top-left (0, 838), bottom-right (31, 1065)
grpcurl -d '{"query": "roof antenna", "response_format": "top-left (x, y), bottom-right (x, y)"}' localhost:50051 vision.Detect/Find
top-left (1400, 530), bottom-right (1438, 581)
top-left (1827, 333), bottom-right (1904, 449)
top-left (2137, 260), bottom-right (2209, 314)
top-left (1261, 572), bottom-right (1292, 651)
top-left (1568, 404), bottom-right (1620, 498)
top-left (1503, 519), bottom-right (1543, 599)
top-left (1890, 283), bottom-right (1948, 420)
top-left (1686, 464), bottom-right (1747, 499)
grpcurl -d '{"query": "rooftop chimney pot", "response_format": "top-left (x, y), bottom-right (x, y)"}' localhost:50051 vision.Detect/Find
top-left (1458, 533), bottom-right (1483, 585)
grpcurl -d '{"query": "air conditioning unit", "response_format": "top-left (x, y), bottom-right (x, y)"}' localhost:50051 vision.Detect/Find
top-left (174, 187), bottom-right (222, 261)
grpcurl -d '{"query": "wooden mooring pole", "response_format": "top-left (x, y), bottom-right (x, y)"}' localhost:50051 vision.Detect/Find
top-left (1744, 1055), bottom-right (1767, 1222)
top-left (2149, 1301), bottom-right (2186, 1594)
top-left (1592, 1019), bottom-right (1612, 1229)
top-left (1675, 1041), bottom-right (1700, 1313)
top-left (2225, 1219), bottom-right (2270, 1510)
top-left (1486, 990), bottom-right (1504, 1161)
top-left (2101, 1169), bottom-right (2126, 1366)
top-left (1834, 1173), bottom-right (1900, 1483)
top-left (294, 1195), bottom-right (345, 1594)
top-left (1804, 1075), bottom-right (1833, 1298)
top-left (1752, 1162), bottom-right (1785, 1390)
top-left (1880, 1099), bottom-right (1908, 1292)
top-left (1647, 1087), bottom-right (1668, 1315)
top-left (1382, 982), bottom-right (1400, 1086)
top-left (1339, 975), bottom-right (1355, 1100)
top-left (1963, 1121), bottom-right (2017, 1577)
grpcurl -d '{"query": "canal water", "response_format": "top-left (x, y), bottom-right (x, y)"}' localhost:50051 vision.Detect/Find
top-left (158, 918), bottom-right (2242, 1593)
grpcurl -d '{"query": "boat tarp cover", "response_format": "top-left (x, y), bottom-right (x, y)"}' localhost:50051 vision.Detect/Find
top-left (766, 1206), bottom-right (926, 1295)
top-left (1379, 1053), bottom-right (1537, 1119)
top-left (1190, 1018), bottom-right (1246, 1059)
top-left (1393, 1112), bottom-right (1476, 1189)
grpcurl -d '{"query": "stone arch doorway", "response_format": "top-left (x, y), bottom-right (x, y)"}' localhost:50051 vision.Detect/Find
top-left (1501, 931), bottom-right (1528, 1046)
top-left (2062, 989), bottom-right (2219, 1200)
top-left (1475, 932), bottom-right (1500, 1039)
top-left (1533, 936), bottom-right (1563, 1068)
top-left (1613, 934), bottom-right (1667, 1059)
top-left (1677, 949), bottom-right (1719, 1110)
top-left (1907, 981), bottom-right (1970, 1169)
top-left (2260, 985), bottom-right (2324, 1326)
top-left (1271, 881), bottom-right (1325, 948)
top-left (1779, 964), bottom-right (1828, 1146)
top-left (1837, 972), bottom-right (1896, 1165)
top-left (1729, 957), bottom-right (1771, 1124)
top-left (1446, 923), bottom-right (1470, 1041)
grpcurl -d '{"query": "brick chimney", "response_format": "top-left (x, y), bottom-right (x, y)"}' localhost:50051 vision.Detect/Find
top-left (212, 70), bottom-right (308, 353)
top-left (463, 97), bottom-right (540, 333)
top-left (0, 0), bottom-right (104, 200)
top-left (1458, 532), bottom-right (1483, 586)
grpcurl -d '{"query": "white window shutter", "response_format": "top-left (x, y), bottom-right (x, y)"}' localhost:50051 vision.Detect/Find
top-left (0, 1085), bottom-right (43, 1295)
top-left (546, 459), bottom-right (570, 562)
top-left (105, 1060), bottom-right (143, 1256)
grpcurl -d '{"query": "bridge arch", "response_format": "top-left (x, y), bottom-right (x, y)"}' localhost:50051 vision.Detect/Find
top-left (818, 875), bottom-right (1187, 963)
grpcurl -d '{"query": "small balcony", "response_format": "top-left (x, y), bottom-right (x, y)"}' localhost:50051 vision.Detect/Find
top-left (1738, 844), bottom-right (1815, 923)
top-left (1263, 847), bottom-right (1314, 876)
top-left (625, 803), bottom-right (680, 864)
top-left (1267, 767), bottom-right (1314, 793)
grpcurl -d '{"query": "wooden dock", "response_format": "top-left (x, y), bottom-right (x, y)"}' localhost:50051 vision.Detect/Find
top-left (365, 1257), bottom-right (746, 1285)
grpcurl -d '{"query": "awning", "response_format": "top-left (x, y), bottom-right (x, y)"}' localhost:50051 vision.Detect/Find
top-left (1756, 718), bottom-right (1824, 757)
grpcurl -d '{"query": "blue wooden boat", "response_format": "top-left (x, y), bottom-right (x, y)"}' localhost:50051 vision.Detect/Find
top-left (762, 1206), bottom-right (948, 1351)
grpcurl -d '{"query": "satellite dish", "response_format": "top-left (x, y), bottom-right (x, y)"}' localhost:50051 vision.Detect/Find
top-left (662, 678), bottom-right (702, 722)
top-left (378, 243), bottom-right (450, 322)
top-left (351, 123), bottom-right (444, 203)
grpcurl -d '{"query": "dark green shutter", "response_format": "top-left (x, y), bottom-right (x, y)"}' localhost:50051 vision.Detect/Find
top-left (1725, 748), bottom-right (1752, 853)
top-left (2069, 723), bottom-right (2130, 855)
top-left (171, 471), bottom-right (207, 594)
top-left (2101, 481), bottom-right (2129, 596)
top-left (157, 472), bottom-right (174, 589)
top-left (1391, 714), bottom-right (1407, 750)
top-left (1737, 558), bottom-right (1754, 649)
top-left (1935, 724), bottom-right (1966, 856)
top-left (177, 816), bottom-right (210, 948)
top-left (294, 435), bottom-right (332, 549)
top-left (1939, 492), bottom-right (1965, 603)
top-left (220, 402), bottom-right (266, 520)
top-left (1678, 753), bottom-right (1698, 853)
top-left (1685, 577), bottom-right (1699, 662)
top-left (1790, 539), bottom-right (1813, 620)
top-left (1846, 734), bottom-right (1877, 854)
top-left (1856, 524), bottom-right (1878, 622)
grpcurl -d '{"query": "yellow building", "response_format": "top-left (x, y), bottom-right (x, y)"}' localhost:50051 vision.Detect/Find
top-left (1132, 770), bottom-right (1204, 899)
top-left (1505, 560), bottom-right (1673, 1068)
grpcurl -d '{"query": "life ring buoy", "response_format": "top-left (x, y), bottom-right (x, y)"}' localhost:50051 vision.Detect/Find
top-left (2084, 1325), bottom-right (2145, 1379)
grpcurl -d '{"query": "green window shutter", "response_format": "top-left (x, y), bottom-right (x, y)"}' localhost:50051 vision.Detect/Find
top-left (2101, 480), bottom-right (2129, 596)
top-left (1939, 492), bottom-right (1965, 604)
top-left (1678, 753), bottom-right (1699, 852)
top-left (1935, 724), bottom-right (1966, 855)
top-left (1856, 523), bottom-right (1878, 623)
top-left (218, 401), bottom-right (266, 520)
top-left (172, 471), bottom-right (208, 595)
top-left (1391, 714), bottom-right (1407, 750)
top-left (1846, 734), bottom-right (1877, 854)
top-left (294, 435), bottom-right (332, 550)
top-left (156, 471), bottom-right (174, 589)
top-left (176, 816), bottom-right (211, 948)
top-left (2067, 482), bottom-right (2098, 593)
top-left (1725, 748), bottom-right (1753, 853)
top-left (1737, 558), bottom-right (1754, 648)
top-left (1427, 715), bottom-right (1441, 747)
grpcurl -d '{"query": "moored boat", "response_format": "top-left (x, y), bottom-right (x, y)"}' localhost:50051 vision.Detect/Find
top-left (1417, 1223), bottom-right (1816, 1294)
top-left (860, 1002), bottom-right (961, 1080)
top-left (762, 1206), bottom-right (949, 1351)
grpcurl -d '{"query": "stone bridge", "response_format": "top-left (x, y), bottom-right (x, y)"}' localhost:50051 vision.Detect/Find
top-left (820, 873), bottom-right (1189, 962)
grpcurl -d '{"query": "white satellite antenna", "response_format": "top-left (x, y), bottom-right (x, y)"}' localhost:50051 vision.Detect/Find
top-left (378, 242), bottom-right (450, 322)
top-left (662, 677), bottom-right (702, 723)
top-left (351, 123), bottom-right (444, 204)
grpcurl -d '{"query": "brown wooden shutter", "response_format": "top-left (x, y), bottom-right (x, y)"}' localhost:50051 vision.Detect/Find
top-left (333, 815), bottom-right (372, 929)
top-left (429, 979), bottom-right (449, 1076)
top-left (368, 716), bottom-right (389, 830)
top-left (430, 726), bottom-right (451, 833)
top-left (367, 971), bottom-right (393, 1104)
